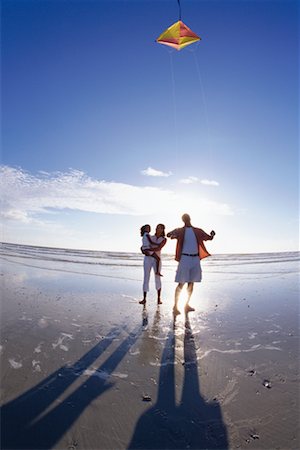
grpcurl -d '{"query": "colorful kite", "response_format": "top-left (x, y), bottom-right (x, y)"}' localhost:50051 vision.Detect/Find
top-left (156, 20), bottom-right (200, 51)
top-left (156, 0), bottom-right (200, 51)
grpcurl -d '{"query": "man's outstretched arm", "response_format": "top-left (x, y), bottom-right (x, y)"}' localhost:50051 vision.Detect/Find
top-left (198, 229), bottom-right (216, 240)
top-left (166, 228), bottom-right (179, 239)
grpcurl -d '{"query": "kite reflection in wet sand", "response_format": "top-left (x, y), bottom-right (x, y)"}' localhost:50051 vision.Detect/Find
top-left (156, 20), bottom-right (201, 50)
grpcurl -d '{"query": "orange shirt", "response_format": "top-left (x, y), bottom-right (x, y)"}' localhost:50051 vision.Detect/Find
top-left (169, 227), bottom-right (212, 261)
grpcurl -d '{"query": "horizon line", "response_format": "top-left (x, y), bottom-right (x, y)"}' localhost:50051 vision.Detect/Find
top-left (1, 241), bottom-right (299, 257)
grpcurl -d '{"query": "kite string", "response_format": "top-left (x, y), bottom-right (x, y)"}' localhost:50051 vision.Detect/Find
top-left (169, 50), bottom-right (179, 164)
top-left (189, 46), bottom-right (213, 173)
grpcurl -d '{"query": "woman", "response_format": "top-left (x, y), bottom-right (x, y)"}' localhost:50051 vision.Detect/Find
top-left (139, 223), bottom-right (167, 306)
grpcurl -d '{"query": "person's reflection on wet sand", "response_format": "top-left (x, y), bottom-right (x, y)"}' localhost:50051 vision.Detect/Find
top-left (138, 306), bottom-right (162, 366)
top-left (152, 306), bottom-right (161, 335)
top-left (142, 305), bottom-right (148, 328)
top-left (128, 313), bottom-right (228, 449)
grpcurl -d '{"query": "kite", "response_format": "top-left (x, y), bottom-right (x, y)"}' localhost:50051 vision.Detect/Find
top-left (156, 20), bottom-right (201, 51)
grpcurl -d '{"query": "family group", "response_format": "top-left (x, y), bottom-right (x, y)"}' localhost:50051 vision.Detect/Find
top-left (139, 214), bottom-right (215, 315)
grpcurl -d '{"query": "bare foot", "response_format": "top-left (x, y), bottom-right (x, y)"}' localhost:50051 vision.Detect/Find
top-left (185, 305), bottom-right (195, 312)
top-left (173, 307), bottom-right (181, 315)
top-left (157, 300), bottom-right (162, 305)
top-left (155, 273), bottom-right (163, 277)
top-left (139, 299), bottom-right (146, 305)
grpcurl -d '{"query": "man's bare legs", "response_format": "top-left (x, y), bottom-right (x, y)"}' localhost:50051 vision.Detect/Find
top-left (173, 282), bottom-right (195, 314)
top-left (173, 283), bottom-right (184, 314)
top-left (185, 282), bottom-right (195, 312)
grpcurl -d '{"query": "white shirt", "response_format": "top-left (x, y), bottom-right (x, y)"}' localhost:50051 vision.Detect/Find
top-left (149, 235), bottom-right (164, 257)
top-left (142, 233), bottom-right (152, 250)
top-left (182, 227), bottom-right (198, 254)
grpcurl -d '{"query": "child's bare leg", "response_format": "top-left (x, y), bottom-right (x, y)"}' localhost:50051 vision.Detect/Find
top-left (153, 254), bottom-right (163, 276)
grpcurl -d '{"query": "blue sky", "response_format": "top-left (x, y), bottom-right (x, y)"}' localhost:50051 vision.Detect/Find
top-left (1, 0), bottom-right (299, 254)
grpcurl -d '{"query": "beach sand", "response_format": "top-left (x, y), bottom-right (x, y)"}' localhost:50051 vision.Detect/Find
top-left (0, 250), bottom-right (299, 449)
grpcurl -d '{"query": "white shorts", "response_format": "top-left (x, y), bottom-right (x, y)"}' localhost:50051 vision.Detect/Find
top-left (175, 255), bottom-right (202, 283)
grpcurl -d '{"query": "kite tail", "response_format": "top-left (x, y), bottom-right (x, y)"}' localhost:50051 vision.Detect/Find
top-left (177, 0), bottom-right (182, 20)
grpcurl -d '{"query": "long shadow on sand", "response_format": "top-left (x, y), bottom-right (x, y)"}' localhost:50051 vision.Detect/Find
top-left (128, 314), bottom-right (228, 449)
top-left (1, 325), bottom-right (141, 449)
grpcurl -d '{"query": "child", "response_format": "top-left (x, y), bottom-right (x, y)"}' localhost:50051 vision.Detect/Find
top-left (140, 224), bottom-right (163, 276)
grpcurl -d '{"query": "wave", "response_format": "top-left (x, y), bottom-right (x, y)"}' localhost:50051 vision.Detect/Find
top-left (1, 242), bottom-right (299, 275)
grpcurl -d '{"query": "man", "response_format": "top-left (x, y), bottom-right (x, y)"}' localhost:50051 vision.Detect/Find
top-left (167, 214), bottom-right (215, 314)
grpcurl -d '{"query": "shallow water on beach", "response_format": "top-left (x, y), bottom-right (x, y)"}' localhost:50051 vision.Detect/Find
top-left (1, 242), bottom-right (299, 330)
top-left (1, 243), bottom-right (299, 326)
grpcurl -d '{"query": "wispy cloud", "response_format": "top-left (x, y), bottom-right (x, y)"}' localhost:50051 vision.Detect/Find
top-left (1, 165), bottom-right (176, 221)
top-left (0, 165), bottom-right (231, 224)
top-left (201, 179), bottom-right (219, 186)
top-left (180, 176), bottom-right (199, 184)
top-left (141, 167), bottom-right (172, 177)
top-left (179, 176), bottom-right (219, 186)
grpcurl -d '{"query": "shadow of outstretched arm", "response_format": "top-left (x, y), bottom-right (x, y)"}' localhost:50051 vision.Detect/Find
top-left (1, 326), bottom-right (140, 449)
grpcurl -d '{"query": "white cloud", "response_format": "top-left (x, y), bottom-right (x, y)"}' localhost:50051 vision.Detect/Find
top-left (0, 165), bottom-right (176, 220)
top-left (179, 177), bottom-right (219, 186)
top-left (1, 209), bottom-right (32, 223)
top-left (201, 179), bottom-right (219, 186)
top-left (0, 165), bottom-right (232, 225)
top-left (180, 176), bottom-right (199, 184)
top-left (141, 167), bottom-right (172, 177)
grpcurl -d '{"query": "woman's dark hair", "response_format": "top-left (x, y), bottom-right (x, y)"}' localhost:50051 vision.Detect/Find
top-left (140, 224), bottom-right (150, 236)
top-left (156, 223), bottom-right (165, 237)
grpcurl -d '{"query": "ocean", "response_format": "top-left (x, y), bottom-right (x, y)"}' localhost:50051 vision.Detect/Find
top-left (1, 242), bottom-right (299, 279)
top-left (1, 242), bottom-right (299, 297)
top-left (1, 242), bottom-right (299, 274)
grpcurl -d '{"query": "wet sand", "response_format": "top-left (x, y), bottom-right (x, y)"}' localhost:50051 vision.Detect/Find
top-left (0, 255), bottom-right (299, 449)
